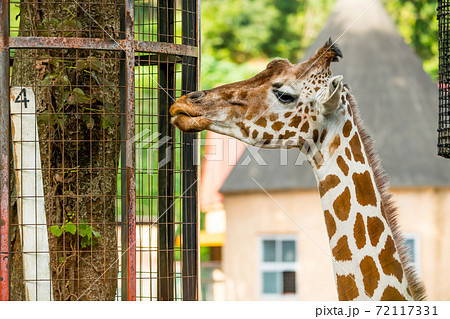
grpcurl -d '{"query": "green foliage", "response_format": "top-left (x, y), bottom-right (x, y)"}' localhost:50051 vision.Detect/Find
top-left (382, 0), bottom-right (438, 80)
top-left (36, 54), bottom-right (118, 131)
top-left (201, 0), bottom-right (335, 64)
top-left (201, 0), bottom-right (336, 91)
top-left (201, 0), bottom-right (438, 88)
top-left (50, 211), bottom-right (102, 249)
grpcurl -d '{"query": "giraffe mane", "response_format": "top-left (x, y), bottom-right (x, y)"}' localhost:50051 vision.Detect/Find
top-left (346, 92), bottom-right (427, 301)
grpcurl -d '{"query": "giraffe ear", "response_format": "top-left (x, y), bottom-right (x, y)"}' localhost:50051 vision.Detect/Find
top-left (320, 75), bottom-right (343, 115)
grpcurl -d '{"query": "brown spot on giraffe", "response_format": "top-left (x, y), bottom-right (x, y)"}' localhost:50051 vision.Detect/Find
top-left (298, 136), bottom-right (306, 149)
top-left (347, 104), bottom-right (352, 116)
top-left (336, 274), bottom-right (359, 301)
top-left (349, 134), bottom-right (365, 164)
top-left (252, 130), bottom-right (259, 139)
top-left (313, 129), bottom-right (319, 144)
top-left (269, 113), bottom-right (278, 121)
top-left (320, 129), bottom-right (327, 144)
top-left (352, 171), bottom-right (377, 206)
top-left (284, 112), bottom-right (292, 118)
top-left (289, 115), bottom-right (303, 128)
top-left (313, 151), bottom-right (324, 168)
top-left (236, 122), bottom-right (249, 138)
top-left (318, 174), bottom-right (341, 197)
top-left (255, 117), bottom-right (267, 128)
top-left (345, 147), bottom-right (352, 161)
top-left (337, 156), bottom-right (349, 176)
top-left (324, 210), bottom-right (336, 240)
top-left (300, 122), bottom-right (309, 133)
top-left (280, 130), bottom-right (296, 140)
top-left (381, 286), bottom-right (407, 301)
top-left (332, 235), bottom-right (352, 261)
top-left (353, 213), bottom-right (366, 249)
top-left (367, 216), bottom-right (385, 246)
top-left (333, 187), bottom-right (351, 221)
top-left (328, 135), bottom-right (341, 157)
top-left (311, 115), bottom-right (317, 121)
top-left (359, 256), bottom-right (380, 298)
top-left (379, 235), bottom-right (404, 283)
top-left (271, 121), bottom-right (284, 131)
top-left (343, 120), bottom-right (352, 138)
top-left (304, 106), bottom-right (309, 113)
top-left (262, 132), bottom-right (274, 142)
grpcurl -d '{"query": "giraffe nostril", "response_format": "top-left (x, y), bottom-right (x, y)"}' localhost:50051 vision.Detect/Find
top-left (187, 91), bottom-right (206, 100)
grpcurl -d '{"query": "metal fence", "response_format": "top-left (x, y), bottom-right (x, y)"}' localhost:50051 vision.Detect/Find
top-left (0, 0), bottom-right (199, 301)
top-left (439, 0), bottom-right (450, 158)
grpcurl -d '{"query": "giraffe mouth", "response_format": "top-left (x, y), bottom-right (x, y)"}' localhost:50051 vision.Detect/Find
top-left (170, 98), bottom-right (211, 132)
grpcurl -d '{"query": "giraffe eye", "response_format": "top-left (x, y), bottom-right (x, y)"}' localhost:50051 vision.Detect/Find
top-left (273, 89), bottom-right (298, 104)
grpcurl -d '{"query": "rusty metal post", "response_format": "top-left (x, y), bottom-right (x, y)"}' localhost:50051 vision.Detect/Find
top-left (157, 0), bottom-right (176, 301)
top-left (124, 0), bottom-right (136, 301)
top-left (181, 0), bottom-right (199, 301)
top-left (0, 0), bottom-right (9, 301)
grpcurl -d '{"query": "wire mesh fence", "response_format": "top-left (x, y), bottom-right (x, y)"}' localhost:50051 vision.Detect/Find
top-left (439, 0), bottom-right (450, 158)
top-left (0, 0), bottom-right (199, 301)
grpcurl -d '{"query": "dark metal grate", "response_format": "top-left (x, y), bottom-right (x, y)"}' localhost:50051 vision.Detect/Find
top-left (438, 0), bottom-right (450, 158)
top-left (0, 0), bottom-right (199, 301)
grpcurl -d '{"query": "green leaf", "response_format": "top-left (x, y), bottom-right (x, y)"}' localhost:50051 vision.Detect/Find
top-left (81, 236), bottom-right (89, 248)
top-left (50, 225), bottom-right (63, 237)
top-left (56, 75), bottom-right (70, 86)
top-left (76, 60), bottom-right (88, 72)
top-left (88, 57), bottom-right (102, 72)
top-left (37, 110), bottom-right (51, 125)
top-left (69, 88), bottom-right (92, 105)
top-left (78, 222), bottom-right (92, 239)
top-left (92, 229), bottom-right (101, 238)
top-left (81, 114), bottom-right (95, 130)
top-left (64, 223), bottom-right (77, 235)
top-left (41, 73), bottom-right (58, 86)
top-left (102, 114), bottom-right (118, 129)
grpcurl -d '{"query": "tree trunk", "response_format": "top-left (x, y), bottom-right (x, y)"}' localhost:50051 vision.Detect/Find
top-left (10, 0), bottom-right (121, 300)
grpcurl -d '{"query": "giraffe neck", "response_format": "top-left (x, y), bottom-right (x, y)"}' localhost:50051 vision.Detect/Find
top-left (307, 95), bottom-right (413, 301)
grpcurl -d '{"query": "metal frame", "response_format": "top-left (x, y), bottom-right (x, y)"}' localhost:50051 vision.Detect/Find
top-left (0, 0), bottom-right (10, 302)
top-left (438, 0), bottom-right (450, 158)
top-left (0, 0), bottom-right (199, 301)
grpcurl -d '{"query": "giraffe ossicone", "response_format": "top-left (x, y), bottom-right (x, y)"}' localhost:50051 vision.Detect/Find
top-left (170, 38), bottom-right (426, 301)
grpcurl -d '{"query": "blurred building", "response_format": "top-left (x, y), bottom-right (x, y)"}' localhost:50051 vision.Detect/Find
top-left (200, 0), bottom-right (450, 301)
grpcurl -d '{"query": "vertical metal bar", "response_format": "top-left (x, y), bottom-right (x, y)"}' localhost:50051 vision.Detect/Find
top-left (438, 1), bottom-right (450, 158)
top-left (124, 0), bottom-right (136, 301)
top-left (119, 53), bottom-right (129, 301)
top-left (0, 0), bottom-right (9, 302)
top-left (119, 2), bottom-right (129, 302)
top-left (157, 0), bottom-right (175, 301)
top-left (181, 0), bottom-right (198, 301)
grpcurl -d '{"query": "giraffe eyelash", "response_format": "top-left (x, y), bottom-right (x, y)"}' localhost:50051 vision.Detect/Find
top-left (273, 89), bottom-right (299, 104)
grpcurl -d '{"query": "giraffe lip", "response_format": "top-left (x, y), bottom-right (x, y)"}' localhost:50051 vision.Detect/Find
top-left (170, 101), bottom-right (203, 118)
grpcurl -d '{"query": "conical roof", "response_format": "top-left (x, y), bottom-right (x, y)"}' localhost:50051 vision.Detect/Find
top-left (221, 0), bottom-right (449, 193)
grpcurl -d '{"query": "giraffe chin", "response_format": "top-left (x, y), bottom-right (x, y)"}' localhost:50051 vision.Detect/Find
top-left (171, 114), bottom-right (211, 133)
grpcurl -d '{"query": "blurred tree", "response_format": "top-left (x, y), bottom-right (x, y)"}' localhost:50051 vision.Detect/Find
top-left (201, 0), bottom-right (438, 87)
top-left (383, 0), bottom-right (438, 80)
top-left (201, 0), bottom-right (335, 63)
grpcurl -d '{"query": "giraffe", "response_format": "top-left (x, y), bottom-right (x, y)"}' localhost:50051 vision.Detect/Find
top-left (169, 39), bottom-right (426, 301)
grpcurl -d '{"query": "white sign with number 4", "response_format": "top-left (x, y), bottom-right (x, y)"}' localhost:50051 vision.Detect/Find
top-left (10, 87), bottom-right (53, 301)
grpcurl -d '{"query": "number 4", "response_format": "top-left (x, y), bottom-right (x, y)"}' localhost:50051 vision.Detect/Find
top-left (15, 88), bottom-right (29, 108)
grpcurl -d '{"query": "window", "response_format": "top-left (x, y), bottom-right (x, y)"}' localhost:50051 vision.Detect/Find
top-left (260, 235), bottom-right (298, 298)
top-left (403, 233), bottom-right (420, 274)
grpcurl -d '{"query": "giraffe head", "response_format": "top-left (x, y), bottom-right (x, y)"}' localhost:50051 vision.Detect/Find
top-left (170, 39), bottom-right (345, 152)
